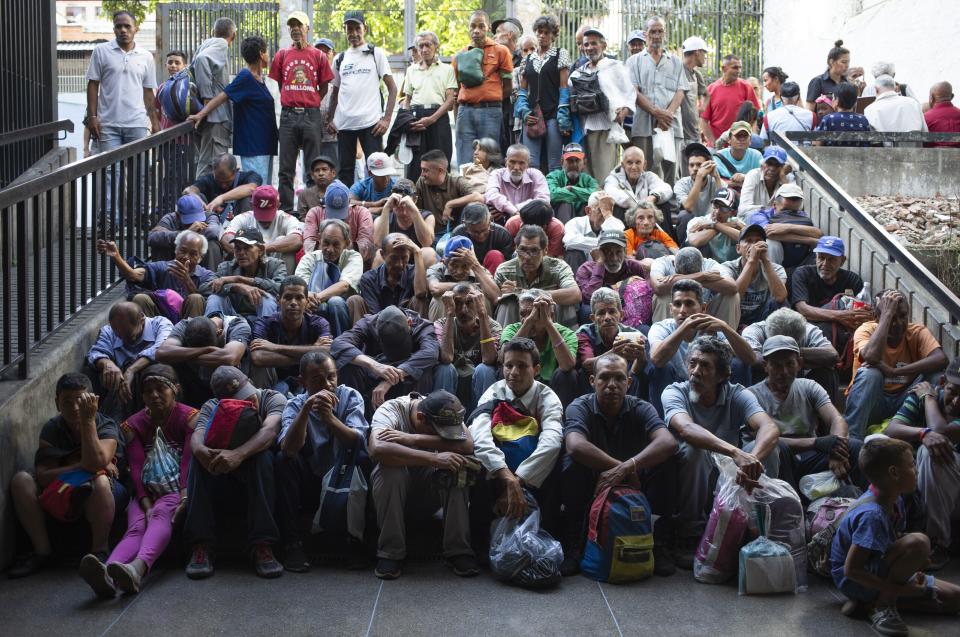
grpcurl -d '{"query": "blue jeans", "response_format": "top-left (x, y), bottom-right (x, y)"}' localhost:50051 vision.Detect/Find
top-left (241, 155), bottom-right (274, 187)
top-left (521, 118), bottom-right (563, 173)
top-left (316, 296), bottom-right (350, 337)
top-left (843, 367), bottom-right (921, 441)
top-left (205, 293), bottom-right (278, 321)
top-left (433, 362), bottom-right (499, 413)
top-left (455, 105), bottom-right (503, 169)
top-left (93, 125), bottom-right (149, 224)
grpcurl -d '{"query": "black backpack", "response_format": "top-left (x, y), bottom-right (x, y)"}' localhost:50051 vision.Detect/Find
top-left (569, 70), bottom-right (609, 115)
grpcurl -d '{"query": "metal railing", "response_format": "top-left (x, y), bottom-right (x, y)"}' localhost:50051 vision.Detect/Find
top-left (0, 123), bottom-right (197, 379)
top-left (773, 131), bottom-right (960, 361)
top-left (783, 131), bottom-right (960, 146)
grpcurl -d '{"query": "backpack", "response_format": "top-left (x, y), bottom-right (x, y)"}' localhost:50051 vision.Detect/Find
top-left (806, 496), bottom-right (857, 537)
top-left (580, 485), bottom-right (655, 583)
top-left (634, 239), bottom-right (672, 260)
top-left (617, 276), bottom-right (654, 328)
top-left (157, 66), bottom-right (204, 123)
top-left (569, 70), bottom-right (610, 115)
top-left (333, 45), bottom-right (385, 110)
top-left (312, 444), bottom-right (369, 542)
top-left (203, 398), bottom-right (261, 450)
top-left (814, 293), bottom-right (862, 370)
top-left (454, 47), bottom-right (488, 88)
top-left (807, 493), bottom-right (876, 577)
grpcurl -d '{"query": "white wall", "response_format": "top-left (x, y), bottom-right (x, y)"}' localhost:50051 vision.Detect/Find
top-left (763, 0), bottom-right (958, 102)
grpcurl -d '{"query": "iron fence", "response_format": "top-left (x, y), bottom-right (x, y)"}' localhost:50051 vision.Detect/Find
top-left (57, 50), bottom-right (95, 94)
top-left (0, 123), bottom-right (197, 380)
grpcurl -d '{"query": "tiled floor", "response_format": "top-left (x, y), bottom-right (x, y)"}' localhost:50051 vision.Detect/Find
top-left (1, 558), bottom-right (957, 637)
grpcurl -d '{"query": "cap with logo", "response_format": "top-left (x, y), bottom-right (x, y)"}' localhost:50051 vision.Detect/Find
top-left (739, 223), bottom-right (767, 241)
top-left (286, 11), bottom-right (310, 28)
top-left (813, 235), bottom-right (845, 257)
top-left (561, 143), bottom-right (585, 160)
top-left (780, 81), bottom-right (801, 98)
top-left (210, 365), bottom-right (257, 400)
top-left (775, 183), bottom-right (804, 200)
top-left (682, 36), bottom-right (708, 53)
top-left (343, 10), bottom-right (365, 26)
top-left (762, 146), bottom-right (788, 166)
top-left (597, 228), bottom-right (627, 248)
top-left (177, 194), bottom-right (206, 224)
top-left (444, 235), bottom-right (474, 258)
top-left (628, 30), bottom-right (646, 43)
top-left (323, 180), bottom-right (351, 220)
top-left (418, 390), bottom-right (467, 440)
top-left (729, 120), bottom-right (753, 137)
top-left (366, 152), bottom-right (392, 177)
top-left (252, 185), bottom-right (280, 222)
top-left (232, 226), bottom-right (265, 246)
top-left (762, 335), bottom-right (800, 358)
top-left (711, 188), bottom-right (740, 210)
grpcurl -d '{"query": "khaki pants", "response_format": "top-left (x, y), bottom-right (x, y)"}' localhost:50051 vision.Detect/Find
top-left (652, 290), bottom-right (740, 329)
top-left (582, 130), bottom-right (619, 183)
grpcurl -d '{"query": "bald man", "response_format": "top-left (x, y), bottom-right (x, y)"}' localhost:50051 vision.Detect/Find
top-left (602, 147), bottom-right (673, 217)
top-left (925, 81), bottom-right (960, 148)
top-left (86, 301), bottom-right (174, 419)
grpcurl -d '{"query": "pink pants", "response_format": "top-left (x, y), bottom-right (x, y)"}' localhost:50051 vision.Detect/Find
top-left (483, 250), bottom-right (505, 276)
top-left (108, 492), bottom-right (179, 569)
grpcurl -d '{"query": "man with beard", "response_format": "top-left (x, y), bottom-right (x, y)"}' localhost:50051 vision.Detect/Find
top-left (415, 150), bottom-right (483, 227)
top-left (602, 147), bottom-right (673, 219)
top-left (564, 192), bottom-right (626, 272)
top-left (663, 335), bottom-right (780, 567)
top-left (545, 143), bottom-right (599, 224)
top-left (574, 229), bottom-right (644, 315)
top-left (357, 233), bottom-right (429, 316)
top-left (295, 218), bottom-right (365, 336)
top-left (485, 144), bottom-right (551, 223)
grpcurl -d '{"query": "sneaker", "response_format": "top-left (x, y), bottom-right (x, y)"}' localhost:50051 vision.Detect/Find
top-left (252, 544), bottom-right (283, 579)
top-left (445, 554), bottom-right (480, 578)
top-left (560, 555), bottom-right (581, 577)
top-left (185, 545), bottom-right (214, 580)
top-left (672, 536), bottom-right (699, 570)
top-left (79, 553), bottom-right (115, 598)
top-left (107, 562), bottom-right (142, 594)
top-left (870, 606), bottom-right (909, 637)
top-left (6, 553), bottom-right (54, 579)
top-left (927, 544), bottom-right (951, 571)
top-left (282, 542), bottom-right (310, 573)
top-left (652, 544), bottom-right (676, 577)
top-left (374, 558), bottom-right (403, 580)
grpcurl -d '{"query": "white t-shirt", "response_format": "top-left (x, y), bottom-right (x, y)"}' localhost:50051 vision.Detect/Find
top-left (332, 45), bottom-right (392, 131)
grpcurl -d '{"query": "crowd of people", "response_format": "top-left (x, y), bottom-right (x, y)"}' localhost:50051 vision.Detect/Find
top-left (11, 8), bottom-right (960, 637)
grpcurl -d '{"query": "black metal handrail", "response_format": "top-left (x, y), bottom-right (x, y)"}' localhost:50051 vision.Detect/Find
top-left (0, 120), bottom-right (75, 148)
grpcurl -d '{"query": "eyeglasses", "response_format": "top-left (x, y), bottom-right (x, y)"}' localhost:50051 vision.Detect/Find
top-left (516, 247), bottom-right (543, 256)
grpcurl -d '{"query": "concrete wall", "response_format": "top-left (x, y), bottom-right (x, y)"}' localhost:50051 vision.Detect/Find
top-left (803, 147), bottom-right (960, 197)
top-left (0, 287), bottom-right (123, 565)
top-left (763, 0), bottom-right (958, 103)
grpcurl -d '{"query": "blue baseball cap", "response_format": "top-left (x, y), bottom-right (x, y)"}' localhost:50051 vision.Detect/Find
top-left (315, 38), bottom-right (335, 51)
top-left (177, 194), bottom-right (206, 224)
top-left (444, 235), bottom-right (474, 258)
top-left (814, 235), bottom-right (845, 257)
top-left (323, 180), bottom-right (351, 220)
top-left (762, 146), bottom-right (788, 165)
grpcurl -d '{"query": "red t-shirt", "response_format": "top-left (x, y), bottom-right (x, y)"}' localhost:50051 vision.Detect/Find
top-left (924, 102), bottom-right (960, 148)
top-left (504, 216), bottom-right (565, 258)
top-left (702, 78), bottom-right (760, 139)
top-left (269, 45), bottom-right (334, 108)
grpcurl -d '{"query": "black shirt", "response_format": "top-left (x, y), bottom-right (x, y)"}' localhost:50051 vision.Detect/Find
top-left (790, 265), bottom-right (864, 308)
top-left (806, 71), bottom-right (847, 104)
top-left (451, 222), bottom-right (515, 263)
top-left (36, 413), bottom-right (120, 467)
top-left (563, 394), bottom-right (666, 466)
top-left (192, 170), bottom-right (263, 202)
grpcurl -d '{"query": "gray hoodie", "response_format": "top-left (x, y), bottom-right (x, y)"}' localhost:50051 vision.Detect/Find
top-left (193, 37), bottom-right (232, 124)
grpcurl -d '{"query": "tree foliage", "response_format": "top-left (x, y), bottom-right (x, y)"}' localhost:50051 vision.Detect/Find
top-left (101, 0), bottom-right (158, 25)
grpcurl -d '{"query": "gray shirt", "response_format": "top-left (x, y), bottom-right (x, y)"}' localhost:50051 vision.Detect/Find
top-left (681, 65), bottom-right (707, 141)
top-left (627, 50), bottom-right (687, 139)
top-left (648, 318), bottom-right (729, 378)
top-left (748, 378), bottom-right (830, 438)
top-left (719, 257), bottom-right (787, 317)
top-left (193, 37), bottom-right (232, 124)
top-left (741, 321), bottom-right (833, 361)
top-left (672, 174), bottom-right (720, 216)
top-left (663, 381), bottom-right (765, 446)
top-left (85, 39), bottom-right (157, 128)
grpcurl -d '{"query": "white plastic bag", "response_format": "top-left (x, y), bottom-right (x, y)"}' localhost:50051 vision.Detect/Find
top-left (607, 122), bottom-right (629, 145)
top-left (652, 128), bottom-right (677, 164)
top-left (799, 470), bottom-right (841, 501)
top-left (693, 454), bottom-right (751, 584)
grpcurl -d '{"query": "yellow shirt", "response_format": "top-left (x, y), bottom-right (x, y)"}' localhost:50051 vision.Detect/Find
top-left (401, 60), bottom-right (457, 106)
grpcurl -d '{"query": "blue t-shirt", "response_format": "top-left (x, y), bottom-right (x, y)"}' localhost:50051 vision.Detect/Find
top-left (830, 493), bottom-right (905, 599)
top-left (224, 68), bottom-right (279, 156)
top-left (815, 112), bottom-right (873, 147)
top-left (714, 147), bottom-right (763, 178)
top-left (349, 176), bottom-right (396, 203)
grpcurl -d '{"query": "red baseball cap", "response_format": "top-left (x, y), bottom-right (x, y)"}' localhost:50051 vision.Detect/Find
top-left (252, 185), bottom-right (279, 222)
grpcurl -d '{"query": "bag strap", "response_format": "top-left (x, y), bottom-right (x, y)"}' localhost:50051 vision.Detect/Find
top-left (586, 485), bottom-right (613, 543)
top-left (714, 152), bottom-right (738, 176)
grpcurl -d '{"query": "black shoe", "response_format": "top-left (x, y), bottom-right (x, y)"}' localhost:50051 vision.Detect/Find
top-left (283, 542), bottom-right (310, 573)
top-left (446, 554), bottom-right (480, 577)
top-left (346, 538), bottom-right (370, 571)
top-left (252, 544), bottom-right (283, 579)
top-left (652, 544), bottom-right (676, 577)
top-left (6, 553), bottom-right (54, 579)
top-left (672, 536), bottom-right (699, 570)
top-left (374, 558), bottom-right (403, 580)
top-left (185, 544), bottom-right (214, 580)
top-left (560, 555), bottom-right (581, 577)
top-left (79, 553), bottom-right (116, 598)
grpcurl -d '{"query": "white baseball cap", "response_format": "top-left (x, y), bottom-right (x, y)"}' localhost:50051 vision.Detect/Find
top-left (366, 152), bottom-right (392, 177)
top-left (682, 36), bottom-right (708, 53)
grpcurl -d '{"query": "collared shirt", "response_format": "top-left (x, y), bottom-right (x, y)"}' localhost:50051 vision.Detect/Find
top-left (575, 322), bottom-right (640, 366)
top-left (504, 216), bottom-right (565, 258)
top-left (85, 39), bottom-right (157, 128)
top-left (141, 261), bottom-right (216, 298)
top-left (627, 50), bottom-right (687, 138)
top-left (568, 58), bottom-right (635, 132)
top-left (469, 379), bottom-right (563, 487)
top-left (148, 212), bottom-right (222, 261)
top-left (662, 380), bottom-right (765, 445)
top-left (564, 394), bottom-right (665, 463)
top-left (500, 321), bottom-right (577, 382)
top-left (331, 309), bottom-right (438, 382)
top-left (575, 259), bottom-right (645, 302)
top-left (738, 169), bottom-right (795, 218)
top-left (815, 111), bottom-right (873, 147)
top-left (494, 256), bottom-right (576, 294)
top-left (202, 256), bottom-right (287, 316)
top-left (193, 37), bottom-right (231, 123)
top-left (545, 169), bottom-right (598, 217)
top-left (295, 248), bottom-right (364, 295)
top-left (603, 166), bottom-right (673, 210)
top-left (401, 59), bottom-right (457, 106)
top-left (805, 71), bottom-right (847, 104)
top-left (452, 38), bottom-right (513, 103)
top-left (252, 312), bottom-right (331, 379)
top-left (416, 174), bottom-right (472, 225)
top-left (485, 168), bottom-right (551, 217)
top-left (563, 214), bottom-right (624, 254)
top-left (223, 211), bottom-right (304, 274)
top-left (864, 92), bottom-right (928, 133)
top-left (280, 385), bottom-right (369, 477)
top-left (681, 65), bottom-right (707, 141)
top-left (924, 101), bottom-right (960, 148)
top-left (760, 104), bottom-right (814, 141)
top-left (302, 204), bottom-right (375, 258)
top-left (350, 176), bottom-right (397, 204)
top-left (648, 318), bottom-right (729, 378)
top-left (87, 316), bottom-right (173, 368)
top-left (358, 263), bottom-right (418, 314)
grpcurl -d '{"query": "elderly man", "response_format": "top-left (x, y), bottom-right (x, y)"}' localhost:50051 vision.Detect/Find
top-left (679, 37), bottom-right (708, 173)
top-left (924, 81), bottom-right (960, 148)
top-left (844, 290), bottom-right (948, 441)
top-left (747, 335), bottom-right (862, 492)
top-left (184, 366), bottom-right (286, 579)
top-left (627, 16), bottom-right (687, 184)
top-left (184, 153), bottom-right (262, 222)
top-left (415, 150), bottom-right (483, 226)
top-left (369, 390), bottom-right (478, 580)
top-left (433, 282), bottom-right (502, 411)
top-left (546, 143), bottom-right (599, 223)
top-left (485, 144), bottom-right (551, 223)
top-left (202, 227), bottom-right (285, 322)
top-left (357, 233), bottom-right (429, 317)
top-left (398, 31), bottom-right (458, 181)
top-left (738, 146), bottom-right (794, 218)
top-left (700, 55), bottom-right (759, 146)
top-left (296, 218), bottom-right (365, 336)
top-left (663, 335), bottom-right (780, 565)
top-left (565, 192), bottom-right (626, 271)
top-left (569, 27), bottom-right (635, 181)
top-left (501, 289), bottom-right (578, 388)
top-left (451, 202), bottom-right (515, 275)
top-left (148, 194), bottom-right (222, 267)
top-left (649, 246), bottom-right (740, 327)
top-left (864, 75), bottom-right (928, 134)
top-left (561, 352), bottom-right (679, 575)
top-left (720, 224), bottom-right (787, 327)
top-left (492, 17), bottom-right (523, 151)
top-left (686, 188), bottom-right (744, 263)
top-left (759, 81), bottom-right (813, 143)
top-left (221, 185), bottom-right (304, 274)
top-left (193, 18), bottom-right (236, 178)
top-left (97, 232), bottom-right (213, 319)
top-left (332, 306), bottom-right (440, 418)
top-left (494, 225), bottom-right (582, 328)
top-left (468, 337), bottom-right (564, 551)
top-left (603, 147), bottom-right (673, 220)
top-left (648, 279), bottom-right (754, 415)
top-left (302, 179), bottom-right (375, 265)
top-left (326, 11), bottom-right (397, 187)
top-left (746, 184), bottom-right (823, 269)
top-left (574, 228), bottom-right (645, 310)
top-left (862, 61), bottom-right (917, 99)
top-left (452, 10), bottom-right (513, 170)
top-left (426, 236), bottom-right (500, 321)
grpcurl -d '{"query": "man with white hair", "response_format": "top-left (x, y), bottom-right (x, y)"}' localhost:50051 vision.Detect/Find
top-left (864, 75), bottom-right (927, 133)
top-left (862, 61), bottom-right (917, 100)
top-left (485, 144), bottom-right (550, 222)
top-left (563, 191), bottom-right (625, 270)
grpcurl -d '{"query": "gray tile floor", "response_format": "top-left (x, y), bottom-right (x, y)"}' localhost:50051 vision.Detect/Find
top-left (1, 558), bottom-right (956, 637)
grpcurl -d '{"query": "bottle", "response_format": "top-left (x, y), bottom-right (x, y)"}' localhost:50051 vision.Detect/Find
top-left (855, 283), bottom-right (872, 309)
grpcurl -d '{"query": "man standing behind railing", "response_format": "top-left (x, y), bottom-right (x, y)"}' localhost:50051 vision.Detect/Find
top-left (193, 18), bottom-right (236, 178)
top-left (84, 10), bottom-right (159, 232)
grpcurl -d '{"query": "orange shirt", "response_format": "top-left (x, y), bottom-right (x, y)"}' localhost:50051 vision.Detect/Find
top-left (451, 38), bottom-right (513, 104)
top-left (625, 228), bottom-right (678, 259)
top-left (847, 322), bottom-right (941, 394)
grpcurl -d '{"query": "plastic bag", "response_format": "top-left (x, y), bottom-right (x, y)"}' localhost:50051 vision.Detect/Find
top-left (607, 123), bottom-right (629, 145)
top-left (142, 426), bottom-right (181, 498)
top-left (746, 471), bottom-right (808, 592)
top-left (652, 128), bottom-right (677, 164)
top-left (693, 454), bottom-right (750, 583)
top-left (489, 492), bottom-right (563, 589)
top-left (799, 470), bottom-right (841, 501)
top-left (738, 504), bottom-right (797, 596)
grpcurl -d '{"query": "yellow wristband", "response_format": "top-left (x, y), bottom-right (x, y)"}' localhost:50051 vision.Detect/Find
top-left (479, 337), bottom-right (496, 344)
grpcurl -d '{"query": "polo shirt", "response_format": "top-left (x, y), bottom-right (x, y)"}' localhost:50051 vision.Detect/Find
top-left (87, 316), bottom-right (174, 368)
top-left (575, 259), bottom-right (646, 302)
top-left (280, 386), bottom-right (368, 477)
top-left (500, 321), bottom-right (577, 382)
top-left (564, 394), bottom-right (666, 463)
top-left (627, 50), bottom-right (687, 138)
top-left (85, 39), bottom-right (157, 128)
top-left (358, 263), bottom-right (417, 314)
top-left (252, 312), bottom-right (331, 379)
top-left (416, 174), bottom-right (472, 225)
top-left (662, 380), bottom-right (765, 445)
top-left (141, 261), bottom-right (215, 298)
top-left (451, 222), bottom-right (515, 262)
top-left (805, 71), bottom-right (847, 104)
top-left (331, 44), bottom-right (392, 130)
top-left (924, 101), bottom-right (960, 148)
top-left (702, 78), bottom-right (759, 139)
top-left (452, 38), bottom-right (513, 104)
top-left (401, 60), bottom-right (457, 106)
top-left (485, 168), bottom-right (551, 217)
top-left (268, 44), bottom-right (334, 109)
